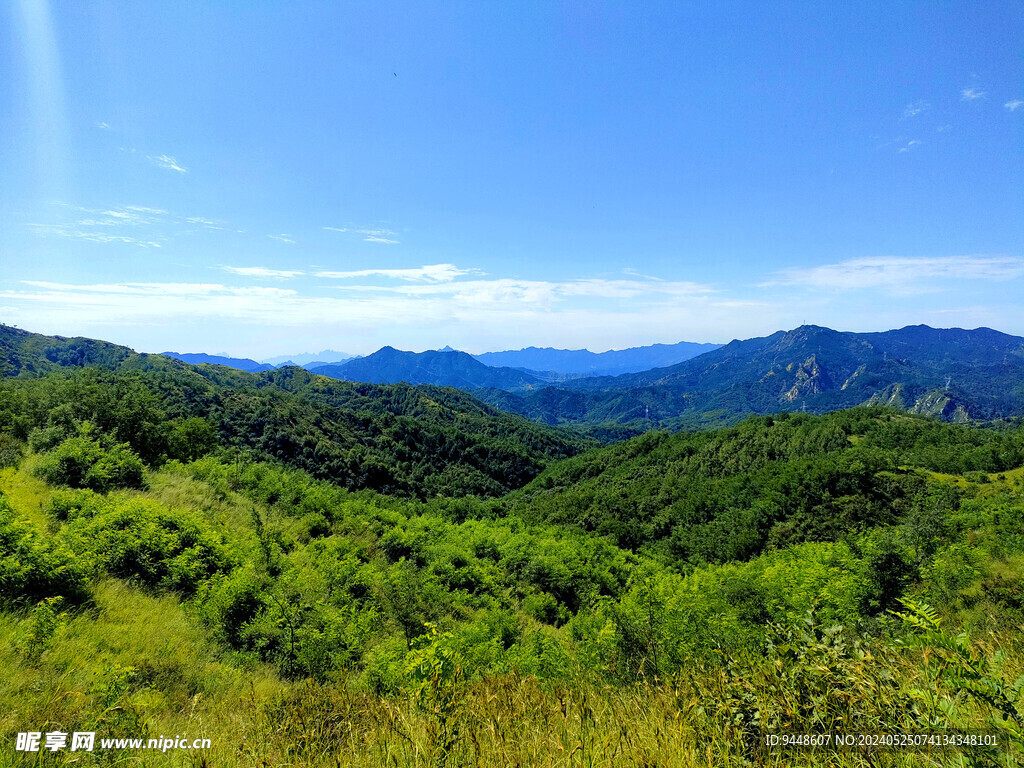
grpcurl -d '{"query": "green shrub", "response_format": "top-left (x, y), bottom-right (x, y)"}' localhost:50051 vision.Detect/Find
top-left (0, 432), bottom-right (24, 468)
top-left (28, 424), bottom-right (69, 453)
top-left (15, 596), bottom-right (68, 664)
top-left (61, 497), bottom-right (234, 594)
top-left (0, 495), bottom-right (92, 606)
top-left (922, 542), bottom-right (985, 607)
top-left (167, 417), bottom-right (217, 462)
top-left (34, 436), bottom-right (145, 492)
top-left (45, 487), bottom-right (104, 521)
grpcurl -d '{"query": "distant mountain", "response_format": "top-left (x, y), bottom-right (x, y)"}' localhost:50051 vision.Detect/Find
top-left (473, 325), bottom-right (1024, 428)
top-left (262, 350), bottom-right (355, 366)
top-left (314, 346), bottom-right (550, 390)
top-left (162, 351), bottom-right (274, 372)
top-left (473, 340), bottom-right (721, 376)
top-left (302, 358), bottom-right (364, 372)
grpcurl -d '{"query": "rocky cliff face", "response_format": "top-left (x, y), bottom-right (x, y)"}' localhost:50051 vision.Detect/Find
top-left (908, 389), bottom-right (971, 422)
top-left (782, 355), bottom-right (835, 401)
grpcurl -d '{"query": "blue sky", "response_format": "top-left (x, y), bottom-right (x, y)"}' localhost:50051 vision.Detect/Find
top-left (1, 1), bottom-right (1022, 358)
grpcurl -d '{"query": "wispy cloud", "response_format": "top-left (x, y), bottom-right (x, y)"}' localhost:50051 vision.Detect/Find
top-left (186, 216), bottom-right (223, 230)
top-left (316, 264), bottom-right (477, 282)
top-left (222, 266), bottom-right (303, 279)
top-left (1006, 100), bottom-right (1024, 112)
top-left (622, 267), bottom-right (663, 281)
top-left (27, 224), bottom-right (163, 248)
top-left (268, 234), bottom-right (295, 244)
top-left (323, 225), bottom-right (400, 244)
top-left (766, 256), bottom-right (1024, 293)
top-left (360, 277), bottom-right (716, 304)
top-left (961, 88), bottom-right (986, 101)
top-left (148, 154), bottom-right (187, 173)
top-left (902, 101), bottom-right (929, 119)
top-left (898, 139), bottom-right (922, 153)
top-left (95, 121), bottom-right (111, 130)
top-left (0, 272), bottom-right (721, 338)
top-left (28, 202), bottom-right (232, 248)
top-left (29, 203), bottom-right (167, 247)
top-left (124, 206), bottom-right (168, 214)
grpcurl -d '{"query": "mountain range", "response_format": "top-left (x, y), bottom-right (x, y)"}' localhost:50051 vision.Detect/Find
top-left (7, 322), bottom-right (1024, 431)
top-left (473, 324), bottom-right (1024, 428)
top-left (168, 340), bottom-right (719, 378)
top-left (161, 351), bottom-right (275, 372)
top-left (262, 350), bottom-right (356, 367)
top-left (473, 340), bottom-right (721, 376)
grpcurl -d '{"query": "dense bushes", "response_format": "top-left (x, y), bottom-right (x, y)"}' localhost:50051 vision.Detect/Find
top-left (0, 495), bottom-right (91, 606)
top-left (59, 497), bottom-right (236, 595)
top-left (34, 434), bottom-right (145, 492)
top-left (506, 409), bottom-right (1019, 563)
top-left (1, 385), bottom-right (1022, 715)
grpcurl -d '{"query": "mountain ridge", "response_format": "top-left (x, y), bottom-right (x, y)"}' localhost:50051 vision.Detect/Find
top-left (473, 339), bottom-right (721, 376)
top-left (313, 346), bottom-right (553, 390)
top-left (471, 324), bottom-right (1024, 428)
top-left (161, 351), bottom-right (274, 372)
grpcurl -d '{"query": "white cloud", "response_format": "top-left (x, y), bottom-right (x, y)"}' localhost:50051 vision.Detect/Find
top-left (124, 206), bottom-right (168, 215)
top-left (26, 203), bottom-right (236, 248)
top-left (766, 256), bottom-right (1024, 292)
top-left (268, 234), bottom-right (295, 244)
top-left (316, 264), bottom-right (479, 282)
top-left (0, 271), bottom-right (721, 340)
top-left (323, 225), bottom-right (400, 244)
top-left (222, 266), bottom-right (303, 279)
top-left (902, 101), bottom-right (929, 119)
top-left (325, 276), bottom-right (715, 317)
top-left (28, 222), bottom-right (163, 248)
top-left (961, 88), bottom-right (986, 101)
top-left (1006, 100), bottom-right (1024, 111)
top-left (898, 139), bottom-right (922, 153)
top-left (96, 121), bottom-right (111, 130)
top-left (622, 267), bottom-right (663, 281)
top-left (148, 154), bottom-right (187, 173)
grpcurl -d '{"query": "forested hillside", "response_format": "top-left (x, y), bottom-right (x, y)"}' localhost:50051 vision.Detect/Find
top-left (0, 326), bottom-right (592, 498)
top-left (507, 409), bottom-right (1024, 561)
top-left (1, 325), bottom-right (1023, 765)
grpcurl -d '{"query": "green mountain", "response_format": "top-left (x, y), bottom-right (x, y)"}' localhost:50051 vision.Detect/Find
top-left (314, 345), bottom-right (553, 389)
top-left (506, 407), bottom-right (1024, 561)
top-left (476, 324), bottom-right (1024, 428)
top-left (0, 325), bottom-right (592, 497)
top-left (0, 324), bottom-right (138, 377)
